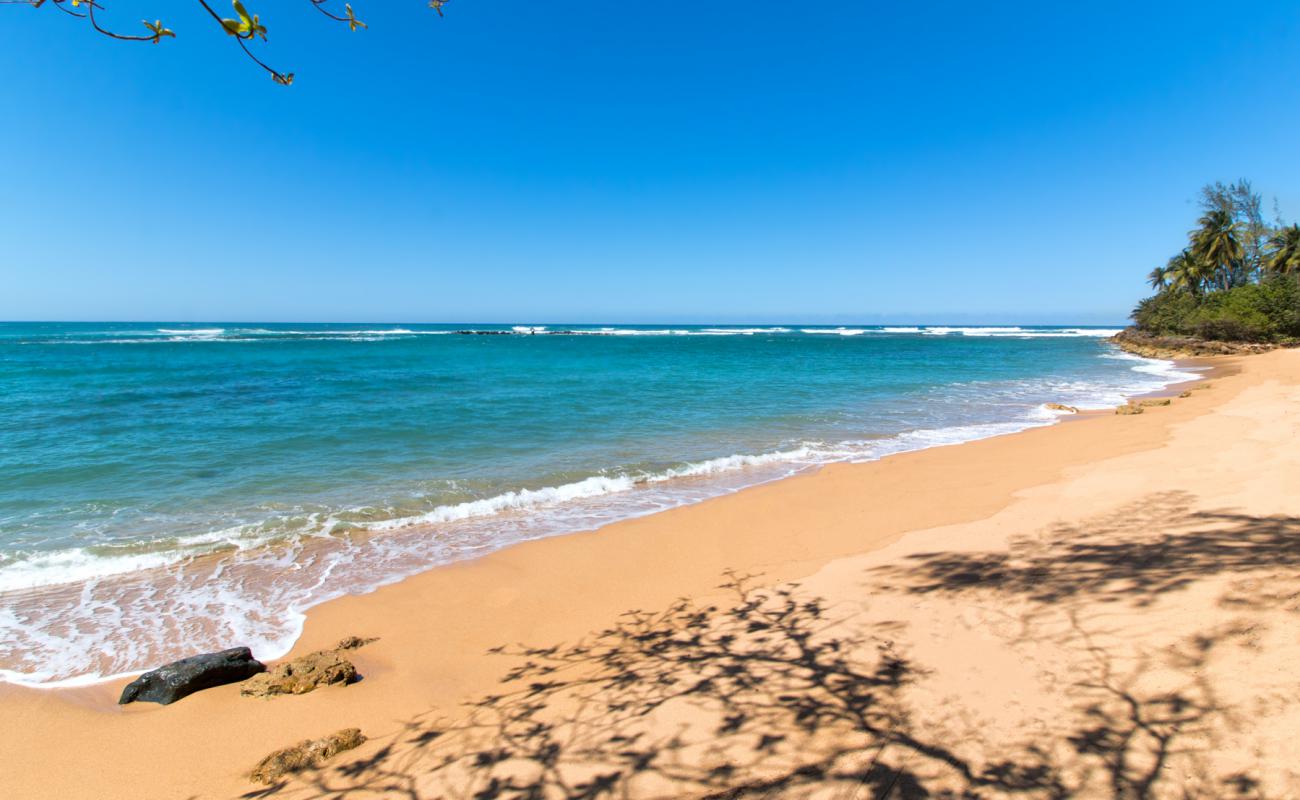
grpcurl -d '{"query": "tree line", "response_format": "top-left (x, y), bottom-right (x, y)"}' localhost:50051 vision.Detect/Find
top-left (1135, 181), bottom-right (1300, 342)
top-left (1148, 181), bottom-right (1300, 294)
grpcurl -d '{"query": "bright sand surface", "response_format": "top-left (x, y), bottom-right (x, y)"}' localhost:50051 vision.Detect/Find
top-left (3, 348), bottom-right (1299, 799)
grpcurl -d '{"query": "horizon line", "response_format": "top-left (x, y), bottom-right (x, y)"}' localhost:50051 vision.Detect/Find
top-left (0, 319), bottom-right (1132, 327)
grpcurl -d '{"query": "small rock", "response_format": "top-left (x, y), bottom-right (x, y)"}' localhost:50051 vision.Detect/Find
top-left (118, 647), bottom-right (266, 706)
top-left (1138, 398), bottom-right (1172, 407)
top-left (241, 649), bottom-right (358, 698)
top-left (241, 636), bottom-right (374, 698)
top-left (335, 635), bottom-right (377, 651)
top-left (1045, 403), bottom-right (1079, 413)
top-left (1179, 390), bottom-right (1192, 398)
top-left (249, 728), bottom-right (366, 785)
top-left (1116, 404), bottom-right (1144, 415)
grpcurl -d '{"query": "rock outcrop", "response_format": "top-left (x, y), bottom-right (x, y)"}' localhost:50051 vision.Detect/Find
top-left (118, 647), bottom-right (266, 705)
top-left (249, 728), bottom-right (366, 784)
top-left (1115, 403), bottom-right (1144, 415)
top-left (1110, 328), bottom-right (1282, 359)
top-left (1138, 398), bottom-right (1172, 407)
top-left (1045, 403), bottom-right (1079, 413)
top-left (241, 650), bottom-right (356, 697)
top-left (240, 637), bottom-right (373, 698)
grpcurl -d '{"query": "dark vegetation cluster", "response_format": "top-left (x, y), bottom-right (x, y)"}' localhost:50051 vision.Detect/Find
top-left (1133, 180), bottom-right (1300, 342)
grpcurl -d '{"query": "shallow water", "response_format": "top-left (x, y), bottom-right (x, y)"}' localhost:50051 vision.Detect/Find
top-left (0, 322), bottom-right (1195, 685)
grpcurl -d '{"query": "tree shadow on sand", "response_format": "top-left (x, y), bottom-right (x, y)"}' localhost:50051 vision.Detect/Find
top-left (250, 573), bottom-right (1060, 800)
top-left (877, 491), bottom-right (1300, 608)
top-left (863, 490), bottom-right (1300, 799)
top-left (245, 492), bottom-right (1297, 799)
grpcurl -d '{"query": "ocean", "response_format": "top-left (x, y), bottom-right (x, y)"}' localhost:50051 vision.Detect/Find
top-left (0, 322), bottom-right (1197, 685)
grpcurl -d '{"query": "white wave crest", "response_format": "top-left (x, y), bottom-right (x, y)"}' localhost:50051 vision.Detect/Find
top-left (368, 475), bottom-right (640, 531)
top-left (800, 328), bottom-right (868, 336)
top-left (699, 327), bottom-right (793, 335)
top-left (1102, 350), bottom-right (1202, 382)
top-left (156, 328), bottom-right (225, 337)
top-left (922, 326), bottom-right (1123, 338)
top-left (0, 549), bottom-right (187, 594)
top-left (923, 326), bottom-right (1023, 336)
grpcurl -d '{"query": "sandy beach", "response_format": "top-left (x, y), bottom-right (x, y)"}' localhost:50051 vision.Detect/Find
top-left (3, 347), bottom-right (1298, 799)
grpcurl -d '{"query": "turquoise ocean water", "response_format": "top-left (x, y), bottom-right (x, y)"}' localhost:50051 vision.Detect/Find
top-left (0, 322), bottom-right (1196, 685)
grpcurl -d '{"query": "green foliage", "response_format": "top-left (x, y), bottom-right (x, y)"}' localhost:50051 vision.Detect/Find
top-left (1200, 180), bottom-right (1268, 279)
top-left (142, 20), bottom-right (175, 43)
top-left (9, 0), bottom-right (445, 85)
top-left (344, 4), bottom-right (366, 31)
top-left (1188, 317), bottom-right (1266, 343)
top-left (1132, 291), bottom-right (1200, 336)
top-left (1133, 277), bottom-right (1300, 342)
top-left (1189, 208), bottom-right (1244, 290)
top-left (1268, 225), bottom-right (1300, 275)
top-left (1135, 180), bottom-right (1300, 342)
top-left (221, 1), bottom-right (267, 41)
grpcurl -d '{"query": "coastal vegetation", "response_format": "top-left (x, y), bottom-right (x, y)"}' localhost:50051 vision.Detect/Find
top-left (1131, 181), bottom-right (1300, 343)
top-left (2, 0), bottom-right (446, 84)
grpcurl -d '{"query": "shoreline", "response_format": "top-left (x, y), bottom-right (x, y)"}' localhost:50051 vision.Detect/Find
top-left (4, 348), bottom-right (1289, 799)
top-left (0, 347), bottom-right (1207, 690)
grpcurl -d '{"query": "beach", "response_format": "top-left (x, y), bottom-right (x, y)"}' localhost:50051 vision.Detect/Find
top-left (11, 3), bottom-right (1300, 796)
top-left (2, 345), bottom-right (1297, 798)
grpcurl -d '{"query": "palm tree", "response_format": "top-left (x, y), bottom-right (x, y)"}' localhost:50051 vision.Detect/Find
top-left (1266, 224), bottom-right (1300, 276)
top-left (1189, 208), bottom-right (1243, 290)
top-left (1147, 265), bottom-right (1170, 292)
top-left (1165, 249), bottom-right (1207, 296)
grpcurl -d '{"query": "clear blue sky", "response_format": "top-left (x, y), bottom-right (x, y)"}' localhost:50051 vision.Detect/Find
top-left (2, 1), bottom-right (1297, 324)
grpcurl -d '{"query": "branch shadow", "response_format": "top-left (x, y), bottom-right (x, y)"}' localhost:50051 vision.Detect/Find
top-left (863, 490), bottom-right (1300, 799)
top-left (243, 492), bottom-right (1297, 799)
top-left (875, 491), bottom-right (1300, 607)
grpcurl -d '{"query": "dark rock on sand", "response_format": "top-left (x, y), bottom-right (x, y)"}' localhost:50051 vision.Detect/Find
top-left (118, 647), bottom-right (266, 705)
top-left (249, 728), bottom-right (366, 785)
